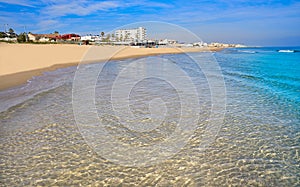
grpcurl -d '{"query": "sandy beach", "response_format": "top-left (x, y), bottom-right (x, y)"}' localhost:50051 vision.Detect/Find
top-left (0, 43), bottom-right (221, 90)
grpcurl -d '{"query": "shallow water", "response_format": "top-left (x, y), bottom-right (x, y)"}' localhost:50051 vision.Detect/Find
top-left (0, 48), bottom-right (299, 186)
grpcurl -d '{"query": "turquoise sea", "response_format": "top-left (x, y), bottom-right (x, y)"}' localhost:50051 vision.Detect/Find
top-left (0, 47), bottom-right (299, 186)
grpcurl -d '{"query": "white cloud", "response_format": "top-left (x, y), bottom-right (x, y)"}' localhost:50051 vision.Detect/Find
top-left (41, 0), bottom-right (172, 17)
top-left (0, 0), bottom-right (36, 7)
top-left (125, 0), bottom-right (172, 8)
top-left (33, 19), bottom-right (67, 33)
top-left (43, 1), bottom-right (121, 17)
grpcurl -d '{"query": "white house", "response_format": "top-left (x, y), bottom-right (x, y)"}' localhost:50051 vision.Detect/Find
top-left (28, 33), bottom-right (60, 42)
top-left (80, 35), bottom-right (103, 42)
top-left (158, 39), bottom-right (178, 45)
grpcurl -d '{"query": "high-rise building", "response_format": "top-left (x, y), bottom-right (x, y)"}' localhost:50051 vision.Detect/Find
top-left (115, 27), bottom-right (146, 42)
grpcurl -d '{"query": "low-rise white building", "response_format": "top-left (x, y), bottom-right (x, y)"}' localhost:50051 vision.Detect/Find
top-left (158, 39), bottom-right (178, 45)
top-left (80, 35), bottom-right (103, 42)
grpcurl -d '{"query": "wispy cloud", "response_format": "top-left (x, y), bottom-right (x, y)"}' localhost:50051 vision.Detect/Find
top-left (43, 1), bottom-right (121, 17)
top-left (0, 0), bottom-right (299, 45)
top-left (126, 0), bottom-right (172, 8)
top-left (143, 1), bottom-right (300, 25)
top-left (0, 0), bottom-right (36, 7)
top-left (33, 19), bottom-right (67, 33)
top-left (41, 0), bottom-right (172, 17)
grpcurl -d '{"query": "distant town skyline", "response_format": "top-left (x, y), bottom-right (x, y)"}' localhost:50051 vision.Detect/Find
top-left (0, 0), bottom-right (299, 46)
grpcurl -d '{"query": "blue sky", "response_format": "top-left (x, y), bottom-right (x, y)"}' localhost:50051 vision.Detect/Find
top-left (0, 0), bottom-right (299, 46)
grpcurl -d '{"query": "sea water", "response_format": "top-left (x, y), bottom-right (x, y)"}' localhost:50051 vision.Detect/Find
top-left (0, 47), bottom-right (299, 186)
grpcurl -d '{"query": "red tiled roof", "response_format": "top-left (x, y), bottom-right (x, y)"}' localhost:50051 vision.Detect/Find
top-left (30, 33), bottom-right (61, 39)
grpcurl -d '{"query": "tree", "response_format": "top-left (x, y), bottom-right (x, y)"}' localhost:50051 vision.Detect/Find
top-left (54, 31), bottom-right (59, 34)
top-left (6, 28), bottom-right (17, 38)
top-left (101, 32), bottom-right (104, 37)
top-left (0, 32), bottom-right (5, 38)
top-left (106, 34), bottom-right (110, 42)
top-left (17, 33), bottom-right (26, 43)
top-left (8, 28), bottom-right (14, 34)
top-left (35, 35), bottom-right (41, 41)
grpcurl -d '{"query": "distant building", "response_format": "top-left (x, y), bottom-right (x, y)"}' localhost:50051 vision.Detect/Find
top-left (80, 35), bottom-right (104, 42)
top-left (208, 42), bottom-right (246, 48)
top-left (0, 31), bottom-right (17, 42)
top-left (27, 33), bottom-right (81, 42)
top-left (28, 33), bottom-right (60, 42)
top-left (158, 39), bottom-right (177, 45)
top-left (61, 34), bottom-right (80, 41)
top-left (115, 27), bottom-right (146, 42)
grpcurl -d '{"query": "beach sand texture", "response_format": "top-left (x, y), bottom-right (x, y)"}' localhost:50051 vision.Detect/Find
top-left (0, 43), bottom-right (219, 90)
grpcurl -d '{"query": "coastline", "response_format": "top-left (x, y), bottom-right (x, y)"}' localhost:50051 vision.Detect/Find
top-left (0, 43), bottom-right (223, 90)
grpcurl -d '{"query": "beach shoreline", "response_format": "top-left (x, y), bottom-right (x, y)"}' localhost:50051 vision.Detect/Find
top-left (0, 43), bottom-right (223, 90)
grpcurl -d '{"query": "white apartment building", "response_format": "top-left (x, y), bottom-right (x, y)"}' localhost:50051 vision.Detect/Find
top-left (115, 27), bottom-right (146, 42)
